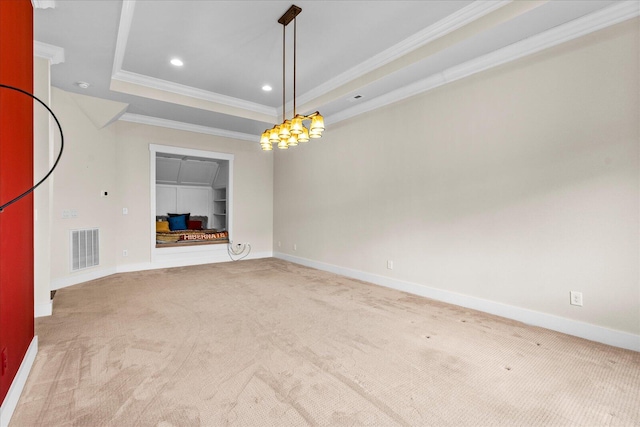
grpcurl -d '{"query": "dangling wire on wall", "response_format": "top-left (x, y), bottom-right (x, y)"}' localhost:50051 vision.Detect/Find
top-left (0, 83), bottom-right (64, 213)
top-left (227, 242), bottom-right (251, 261)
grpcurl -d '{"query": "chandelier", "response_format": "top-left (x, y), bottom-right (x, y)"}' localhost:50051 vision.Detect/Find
top-left (260, 5), bottom-right (324, 151)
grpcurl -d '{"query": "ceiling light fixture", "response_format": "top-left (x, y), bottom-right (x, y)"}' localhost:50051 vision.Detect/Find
top-left (76, 81), bottom-right (90, 89)
top-left (260, 4), bottom-right (324, 151)
top-left (262, 85), bottom-right (273, 91)
top-left (170, 58), bottom-right (184, 67)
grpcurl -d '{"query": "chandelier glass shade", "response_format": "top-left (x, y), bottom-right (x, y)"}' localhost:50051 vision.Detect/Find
top-left (260, 112), bottom-right (323, 150)
top-left (260, 5), bottom-right (324, 151)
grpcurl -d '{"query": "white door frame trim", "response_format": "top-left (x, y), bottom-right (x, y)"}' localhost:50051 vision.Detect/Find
top-left (149, 144), bottom-right (234, 266)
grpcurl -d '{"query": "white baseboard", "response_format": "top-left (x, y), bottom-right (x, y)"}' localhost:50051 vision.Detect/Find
top-left (53, 243), bottom-right (269, 289)
top-left (49, 252), bottom-right (275, 287)
top-left (274, 252), bottom-right (640, 352)
top-left (34, 300), bottom-right (52, 317)
top-left (51, 266), bottom-right (117, 290)
top-left (0, 336), bottom-right (38, 427)
top-left (120, 251), bottom-right (273, 273)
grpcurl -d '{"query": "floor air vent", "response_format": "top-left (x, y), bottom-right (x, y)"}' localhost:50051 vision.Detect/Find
top-left (71, 228), bottom-right (99, 271)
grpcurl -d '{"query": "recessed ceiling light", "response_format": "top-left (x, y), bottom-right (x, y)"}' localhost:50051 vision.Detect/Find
top-left (76, 81), bottom-right (90, 89)
top-left (262, 85), bottom-right (272, 92)
top-left (170, 58), bottom-right (184, 67)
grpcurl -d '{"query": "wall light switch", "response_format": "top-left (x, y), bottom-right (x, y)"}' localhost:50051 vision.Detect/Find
top-left (122, 208), bottom-right (128, 215)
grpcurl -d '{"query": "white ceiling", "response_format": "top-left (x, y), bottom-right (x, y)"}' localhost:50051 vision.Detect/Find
top-left (33, 1), bottom-right (636, 142)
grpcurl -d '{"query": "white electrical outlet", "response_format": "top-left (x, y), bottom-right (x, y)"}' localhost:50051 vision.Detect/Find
top-left (387, 260), bottom-right (394, 270)
top-left (570, 291), bottom-right (583, 307)
top-left (122, 249), bottom-right (128, 257)
top-left (122, 207), bottom-right (128, 215)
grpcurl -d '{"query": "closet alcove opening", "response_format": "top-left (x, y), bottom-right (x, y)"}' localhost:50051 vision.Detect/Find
top-left (149, 144), bottom-right (234, 266)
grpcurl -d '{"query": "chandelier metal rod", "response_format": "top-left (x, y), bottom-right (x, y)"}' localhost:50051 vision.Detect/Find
top-left (293, 16), bottom-right (296, 118)
top-left (282, 22), bottom-right (286, 121)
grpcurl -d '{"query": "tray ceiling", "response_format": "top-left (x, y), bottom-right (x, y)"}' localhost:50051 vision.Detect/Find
top-left (33, 1), bottom-right (636, 142)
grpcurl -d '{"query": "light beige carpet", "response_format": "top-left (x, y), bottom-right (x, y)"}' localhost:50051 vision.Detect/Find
top-left (10, 258), bottom-right (640, 426)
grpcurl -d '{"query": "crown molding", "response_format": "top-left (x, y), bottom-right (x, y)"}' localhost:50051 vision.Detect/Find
top-left (32, 0), bottom-right (55, 9)
top-left (34, 41), bottom-right (65, 64)
top-left (110, 0), bottom-right (638, 133)
top-left (119, 113), bottom-right (258, 142)
top-left (328, 0), bottom-right (640, 126)
top-left (112, 1), bottom-right (508, 125)
top-left (287, 0), bottom-right (511, 112)
top-left (326, 74), bottom-right (446, 125)
top-left (111, 0), bottom-right (136, 78)
top-left (113, 70), bottom-right (278, 117)
top-left (444, 0), bottom-right (640, 83)
top-left (112, 0), bottom-right (277, 119)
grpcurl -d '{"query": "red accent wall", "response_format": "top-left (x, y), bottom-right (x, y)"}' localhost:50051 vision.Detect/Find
top-left (0, 0), bottom-right (34, 403)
